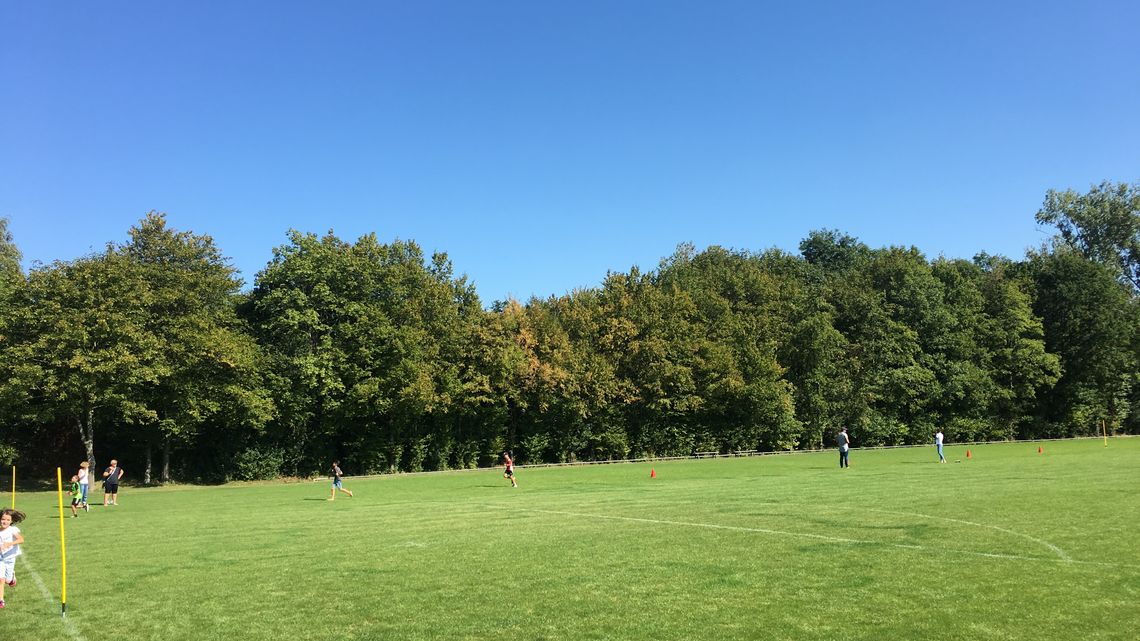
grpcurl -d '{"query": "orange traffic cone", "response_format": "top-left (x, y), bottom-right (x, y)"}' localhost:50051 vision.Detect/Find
top-left (650, 468), bottom-right (657, 479)
top-left (1038, 446), bottom-right (1043, 454)
top-left (966, 449), bottom-right (971, 459)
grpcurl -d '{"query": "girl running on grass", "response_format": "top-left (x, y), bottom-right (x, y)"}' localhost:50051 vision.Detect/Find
top-left (0, 509), bottom-right (26, 609)
top-left (503, 451), bottom-right (518, 488)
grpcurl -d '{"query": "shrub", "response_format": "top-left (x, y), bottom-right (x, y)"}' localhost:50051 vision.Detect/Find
top-left (229, 447), bottom-right (285, 481)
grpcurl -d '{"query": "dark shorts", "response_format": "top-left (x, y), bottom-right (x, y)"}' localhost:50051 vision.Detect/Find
top-left (105, 483), bottom-right (119, 493)
top-left (333, 477), bottom-right (343, 488)
top-left (71, 497), bottom-right (82, 506)
top-left (504, 469), bottom-right (514, 478)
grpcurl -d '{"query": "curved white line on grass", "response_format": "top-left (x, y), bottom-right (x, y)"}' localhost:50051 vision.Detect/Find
top-left (750, 502), bottom-right (1071, 562)
top-left (857, 507), bottom-right (1071, 561)
top-left (494, 506), bottom-right (1138, 570)
top-left (520, 507), bottom-right (870, 543)
top-left (19, 555), bottom-right (89, 641)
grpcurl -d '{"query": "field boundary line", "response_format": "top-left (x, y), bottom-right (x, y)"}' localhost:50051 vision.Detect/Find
top-left (494, 505), bottom-right (1138, 570)
top-left (19, 555), bottom-right (89, 641)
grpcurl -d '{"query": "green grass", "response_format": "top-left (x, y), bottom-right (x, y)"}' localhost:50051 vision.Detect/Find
top-left (4, 438), bottom-right (1138, 641)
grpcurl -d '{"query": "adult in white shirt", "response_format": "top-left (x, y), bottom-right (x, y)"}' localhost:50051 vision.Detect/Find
top-left (77, 461), bottom-right (91, 511)
top-left (935, 430), bottom-right (946, 463)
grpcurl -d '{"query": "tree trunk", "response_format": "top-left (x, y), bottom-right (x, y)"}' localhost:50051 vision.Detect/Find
top-left (144, 443), bottom-right (153, 485)
top-left (78, 406), bottom-right (96, 469)
top-left (162, 439), bottom-right (171, 483)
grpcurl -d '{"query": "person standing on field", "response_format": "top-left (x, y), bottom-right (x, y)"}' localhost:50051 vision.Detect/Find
top-left (103, 459), bottom-right (124, 506)
top-left (77, 461), bottom-right (91, 511)
top-left (329, 461), bottom-right (354, 501)
top-left (935, 430), bottom-right (946, 463)
top-left (838, 427), bottom-right (850, 468)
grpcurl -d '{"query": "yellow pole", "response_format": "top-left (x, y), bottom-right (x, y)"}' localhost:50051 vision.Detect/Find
top-left (56, 468), bottom-right (68, 616)
top-left (1102, 419), bottom-right (1108, 447)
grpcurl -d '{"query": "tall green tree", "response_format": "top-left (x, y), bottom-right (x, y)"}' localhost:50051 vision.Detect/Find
top-left (594, 264), bottom-right (703, 456)
top-left (121, 212), bottom-right (273, 482)
top-left (970, 256), bottom-right (1060, 438)
top-left (0, 218), bottom-right (24, 464)
top-left (1, 250), bottom-right (162, 468)
top-left (1036, 180), bottom-right (1140, 291)
top-left (1025, 248), bottom-right (1138, 435)
top-left (243, 231), bottom-right (477, 474)
top-left (0, 218), bottom-right (21, 302)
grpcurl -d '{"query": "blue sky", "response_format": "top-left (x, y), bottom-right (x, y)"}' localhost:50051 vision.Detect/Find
top-left (2, 1), bottom-right (1138, 303)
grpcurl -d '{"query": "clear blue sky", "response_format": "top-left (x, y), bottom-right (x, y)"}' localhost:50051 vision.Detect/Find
top-left (3, 1), bottom-right (1138, 303)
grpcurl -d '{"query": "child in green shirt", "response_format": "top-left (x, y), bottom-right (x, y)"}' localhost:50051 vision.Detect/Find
top-left (68, 475), bottom-right (82, 517)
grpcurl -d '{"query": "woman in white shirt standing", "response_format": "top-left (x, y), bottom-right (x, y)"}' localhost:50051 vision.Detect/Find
top-left (77, 461), bottom-right (91, 511)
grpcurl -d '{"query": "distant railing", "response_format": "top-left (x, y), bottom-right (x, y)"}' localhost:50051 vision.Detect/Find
top-left (331, 434), bottom-right (1133, 479)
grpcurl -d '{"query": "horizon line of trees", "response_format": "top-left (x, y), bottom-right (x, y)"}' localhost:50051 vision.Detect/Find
top-left (1, 180), bottom-right (1137, 483)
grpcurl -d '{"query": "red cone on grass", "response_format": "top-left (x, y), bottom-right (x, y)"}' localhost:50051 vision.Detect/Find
top-left (966, 449), bottom-right (971, 459)
top-left (1038, 446), bottom-right (1043, 454)
top-left (650, 468), bottom-right (656, 479)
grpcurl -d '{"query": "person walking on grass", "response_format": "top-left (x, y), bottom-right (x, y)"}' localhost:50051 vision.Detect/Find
top-left (329, 461), bottom-right (354, 501)
top-left (77, 461), bottom-right (91, 512)
top-left (838, 427), bottom-right (851, 468)
top-left (0, 509), bottom-right (26, 609)
top-left (935, 430), bottom-right (946, 463)
top-left (68, 475), bottom-right (83, 517)
top-left (103, 459), bottom-right (124, 506)
top-left (503, 451), bottom-right (518, 488)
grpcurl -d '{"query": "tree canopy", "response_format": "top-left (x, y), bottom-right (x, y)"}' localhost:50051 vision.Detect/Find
top-left (2, 183), bottom-right (1137, 480)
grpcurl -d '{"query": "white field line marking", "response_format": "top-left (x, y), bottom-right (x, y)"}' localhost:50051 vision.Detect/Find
top-left (855, 506), bottom-right (1071, 561)
top-left (744, 501), bottom-right (1072, 562)
top-left (493, 506), bottom-right (1139, 570)
top-left (19, 555), bottom-right (89, 641)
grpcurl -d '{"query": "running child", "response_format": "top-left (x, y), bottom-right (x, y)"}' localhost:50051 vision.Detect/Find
top-left (328, 460), bottom-right (354, 501)
top-left (0, 508), bottom-right (26, 609)
top-left (68, 475), bottom-right (82, 517)
top-left (503, 451), bottom-right (518, 488)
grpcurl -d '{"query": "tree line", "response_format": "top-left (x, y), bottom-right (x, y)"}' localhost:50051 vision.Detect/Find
top-left (1, 181), bottom-right (1137, 482)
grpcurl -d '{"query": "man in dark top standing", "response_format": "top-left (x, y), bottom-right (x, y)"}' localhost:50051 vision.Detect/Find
top-left (838, 428), bottom-right (850, 468)
top-left (102, 459), bottom-right (124, 506)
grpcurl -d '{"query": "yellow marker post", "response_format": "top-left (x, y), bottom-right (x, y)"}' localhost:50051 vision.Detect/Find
top-left (56, 468), bottom-right (68, 616)
top-left (1102, 419), bottom-right (1108, 447)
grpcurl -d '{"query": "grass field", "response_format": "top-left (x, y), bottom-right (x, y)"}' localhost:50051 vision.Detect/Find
top-left (4, 438), bottom-right (1138, 641)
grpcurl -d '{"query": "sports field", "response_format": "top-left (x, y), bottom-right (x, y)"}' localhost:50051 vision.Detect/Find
top-left (4, 438), bottom-right (1138, 641)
